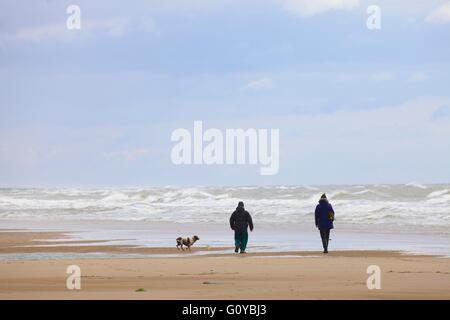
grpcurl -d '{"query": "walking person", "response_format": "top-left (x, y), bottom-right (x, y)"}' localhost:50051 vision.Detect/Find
top-left (315, 193), bottom-right (334, 253)
top-left (229, 201), bottom-right (254, 254)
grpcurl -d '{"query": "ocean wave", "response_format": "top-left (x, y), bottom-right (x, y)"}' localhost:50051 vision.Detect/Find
top-left (0, 185), bottom-right (449, 227)
top-left (405, 182), bottom-right (428, 189)
top-left (425, 189), bottom-right (450, 204)
top-left (427, 189), bottom-right (449, 198)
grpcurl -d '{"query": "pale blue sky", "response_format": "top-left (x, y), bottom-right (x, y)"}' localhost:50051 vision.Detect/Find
top-left (1, 0), bottom-right (450, 187)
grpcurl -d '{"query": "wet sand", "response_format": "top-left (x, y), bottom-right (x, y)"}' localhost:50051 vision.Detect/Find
top-left (0, 230), bottom-right (227, 255)
top-left (0, 231), bottom-right (449, 299)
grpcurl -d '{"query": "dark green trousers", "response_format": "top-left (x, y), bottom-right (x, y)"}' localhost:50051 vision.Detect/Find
top-left (234, 230), bottom-right (248, 251)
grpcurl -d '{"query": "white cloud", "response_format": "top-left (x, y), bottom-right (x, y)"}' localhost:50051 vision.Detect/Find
top-left (93, 18), bottom-right (130, 37)
top-left (9, 18), bottom-right (131, 43)
top-left (425, 2), bottom-right (450, 24)
top-left (243, 77), bottom-right (274, 91)
top-left (408, 72), bottom-right (428, 82)
top-left (14, 23), bottom-right (69, 43)
top-left (104, 148), bottom-right (150, 161)
top-left (5, 16), bottom-right (160, 43)
top-left (250, 97), bottom-right (450, 169)
top-left (283, 0), bottom-right (359, 17)
top-left (371, 72), bottom-right (394, 82)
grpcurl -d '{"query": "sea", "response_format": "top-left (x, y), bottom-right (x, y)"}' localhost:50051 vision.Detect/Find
top-left (1, 184), bottom-right (449, 259)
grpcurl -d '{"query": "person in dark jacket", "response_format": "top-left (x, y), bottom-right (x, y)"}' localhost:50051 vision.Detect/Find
top-left (315, 193), bottom-right (334, 253)
top-left (229, 201), bottom-right (254, 254)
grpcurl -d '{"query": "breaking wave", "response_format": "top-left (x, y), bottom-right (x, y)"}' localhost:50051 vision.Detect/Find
top-left (0, 184), bottom-right (449, 228)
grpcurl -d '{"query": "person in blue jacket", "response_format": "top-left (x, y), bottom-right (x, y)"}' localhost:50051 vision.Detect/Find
top-left (315, 193), bottom-right (334, 253)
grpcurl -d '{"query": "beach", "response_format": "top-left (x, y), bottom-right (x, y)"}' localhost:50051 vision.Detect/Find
top-left (0, 230), bottom-right (449, 299)
top-left (1, 185), bottom-right (449, 299)
top-left (3, 0), bottom-right (450, 306)
top-left (1, 251), bottom-right (449, 300)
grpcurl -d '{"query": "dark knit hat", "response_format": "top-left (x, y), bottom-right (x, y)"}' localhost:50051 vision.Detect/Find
top-left (320, 193), bottom-right (327, 200)
top-left (238, 201), bottom-right (244, 208)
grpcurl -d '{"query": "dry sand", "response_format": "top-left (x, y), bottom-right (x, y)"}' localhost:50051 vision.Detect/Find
top-left (0, 231), bottom-right (449, 299)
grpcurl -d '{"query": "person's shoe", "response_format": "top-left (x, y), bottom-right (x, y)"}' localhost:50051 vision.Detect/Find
top-left (323, 250), bottom-right (328, 254)
top-left (239, 250), bottom-right (246, 254)
top-left (234, 246), bottom-right (239, 253)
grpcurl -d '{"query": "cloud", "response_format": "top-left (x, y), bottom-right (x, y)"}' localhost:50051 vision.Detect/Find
top-left (5, 16), bottom-right (160, 44)
top-left (243, 77), bottom-right (274, 91)
top-left (408, 72), bottom-right (428, 82)
top-left (139, 16), bottom-right (160, 34)
top-left (9, 17), bottom-right (130, 43)
top-left (13, 23), bottom-right (69, 43)
top-left (250, 97), bottom-right (450, 173)
top-left (103, 148), bottom-right (151, 161)
top-left (283, 0), bottom-right (359, 17)
top-left (93, 18), bottom-right (130, 37)
top-left (425, 2), bottom-right (450, 24)
top-left (331, 70), bottom-right (394, 83)
top-left (432, 105), bottom-right (450, 121)
top-left (256, 97), bottom-right (449, 131)
top-left (371, 72), bottom-right (394, 82)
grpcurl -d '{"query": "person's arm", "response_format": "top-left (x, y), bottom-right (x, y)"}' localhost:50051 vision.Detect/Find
top-left (247, 211), bottom-right (254, 231)
top-left (329, 204), bottom-right (335, 222)
top-left (229, 212), bottom-right (235, 230)
top-left (315, 205), bottom-right (319, 227)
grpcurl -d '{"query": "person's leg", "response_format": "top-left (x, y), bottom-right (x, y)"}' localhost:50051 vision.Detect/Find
top-left (234, 231), bottom-right (242, 252)
top-left (319, 229), bottom-right (328, 253)
top-left (240, 231), bottom-right (248, 252)
top-left (326, 229), bottom-right (330, 251)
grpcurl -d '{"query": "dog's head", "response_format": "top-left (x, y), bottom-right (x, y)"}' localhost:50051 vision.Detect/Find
top-left (193, 235), bottom-right (200, 241)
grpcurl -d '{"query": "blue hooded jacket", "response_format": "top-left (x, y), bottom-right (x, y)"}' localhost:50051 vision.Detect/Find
top-left (315, 199), bottom-right (334, 230)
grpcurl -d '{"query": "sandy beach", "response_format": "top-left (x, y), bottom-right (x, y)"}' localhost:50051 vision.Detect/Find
top-left (2, 0), bottom-right (450, 308)
top-left (0, 231), bottom-right (449, 299)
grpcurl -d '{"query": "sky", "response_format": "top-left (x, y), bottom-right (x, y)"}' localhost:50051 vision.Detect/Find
top-left (0, 0), bottom-right (450, 187)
